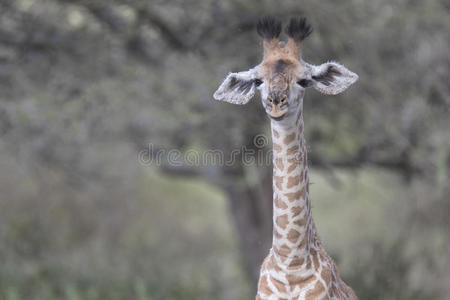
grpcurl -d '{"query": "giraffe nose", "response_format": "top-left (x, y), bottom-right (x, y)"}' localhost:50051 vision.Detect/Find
top-left (267, 96), bottom-right (286, 106)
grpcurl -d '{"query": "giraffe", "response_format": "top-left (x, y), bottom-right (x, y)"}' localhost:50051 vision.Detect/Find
top-left (214, 16), bottom-right (359, 299)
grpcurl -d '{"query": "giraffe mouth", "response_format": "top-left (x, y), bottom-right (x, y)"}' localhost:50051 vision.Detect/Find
top-left (267, 105), bottom-right (288, 120)
top-left (264, 99), bottom-right (288, 120)
top-left (270, 114), bottom-right (286, 121)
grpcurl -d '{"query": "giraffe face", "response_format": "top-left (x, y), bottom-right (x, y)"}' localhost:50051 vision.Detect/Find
top-left (213, 16), bottom-right (358, 121)
top-left (256, 55), bottom-right (310, 121)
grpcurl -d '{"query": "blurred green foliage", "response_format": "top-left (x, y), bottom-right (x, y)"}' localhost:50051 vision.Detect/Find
top-left (0, 0), bottom-right (448, 299)
top-left (0, 168), bottom-right (251, 299)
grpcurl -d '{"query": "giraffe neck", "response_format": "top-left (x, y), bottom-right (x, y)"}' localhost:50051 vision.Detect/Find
top-left (270, 104), bottom-right (316, 267)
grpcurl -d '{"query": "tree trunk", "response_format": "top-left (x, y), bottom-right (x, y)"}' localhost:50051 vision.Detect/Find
top-left (222, 170), bottom-right (273, 290)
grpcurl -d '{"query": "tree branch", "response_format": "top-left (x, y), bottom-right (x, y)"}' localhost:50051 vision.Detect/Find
top-left (137, 9), bottom-right (188, 51)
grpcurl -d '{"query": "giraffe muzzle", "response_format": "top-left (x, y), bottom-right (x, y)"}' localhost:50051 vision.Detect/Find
top-left (265, 96), bottom-right (288, 119)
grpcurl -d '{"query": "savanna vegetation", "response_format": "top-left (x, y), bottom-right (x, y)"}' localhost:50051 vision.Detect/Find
top-left (0, 0), bottom-right (448, 299)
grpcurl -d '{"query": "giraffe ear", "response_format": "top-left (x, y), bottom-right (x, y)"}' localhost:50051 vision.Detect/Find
top-left (308, 62), bottom-right (358, 95)
top-left (213, 68), bottom-right (259, 105)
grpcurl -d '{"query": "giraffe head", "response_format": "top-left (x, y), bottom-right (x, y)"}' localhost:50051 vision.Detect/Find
top-left (214, 16), bottom-right (358, 122)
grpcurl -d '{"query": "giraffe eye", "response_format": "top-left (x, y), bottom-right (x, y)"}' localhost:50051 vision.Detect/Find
top-left (296, 79), bottom-right (312, 88)
top-left (254, 79), bottom-right (263, 86)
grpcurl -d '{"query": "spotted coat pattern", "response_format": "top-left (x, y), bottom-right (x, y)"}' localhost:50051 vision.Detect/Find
top-left (256, 106), bottom-right (358, 300)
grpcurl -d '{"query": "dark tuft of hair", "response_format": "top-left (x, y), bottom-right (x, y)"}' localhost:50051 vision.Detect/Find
top-left (256, 16), bottom-right (282, 40)
top-left (312, 65), bottom-right (341, 86)
top-left (285, 17), bottom-right (313, 42)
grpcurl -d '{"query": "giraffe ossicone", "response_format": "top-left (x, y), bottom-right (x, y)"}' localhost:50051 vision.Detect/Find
top-left (214, 16), bottom-right (359, 300)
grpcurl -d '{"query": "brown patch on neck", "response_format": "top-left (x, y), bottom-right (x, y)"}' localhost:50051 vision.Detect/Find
top-left (273, 143), bottom-right (282, 152)
top-left (275, 196), bottom-right (288, 209)
top-left (287, 229), bottom-right (301, 243)
top-left (270, 277), bottom-right (287, 294)
top-left (291, 206), bottom-right (303, 217)
top-left (284, 187), bottom-right (305, 202)
top-left (287, 175), bottom-right (301, 188)
top-left (258, 275), bottom-right (272, 295)
top-left (284, 132), bottom-right (296, 145)
top-left (274, 158), bottom-right (284, 171)
top-left (305, 281), bottom-right (326, 299)
top-left (276, 214), bottom-right (289, 229)
top-left (274, 175), bottom-right (284, 190)
top-left (288, 256), bottom-right (305, 269)
top-left (286, 145), bottom-right (299, 155)
top-left (287, 273), bottom-right (316, 290)
top-left (293, 216), bottom-right (307, 227)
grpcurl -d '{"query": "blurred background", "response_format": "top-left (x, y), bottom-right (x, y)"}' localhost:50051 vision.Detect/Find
top-left (0, 0), bottom-right (449, 299)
